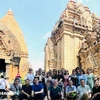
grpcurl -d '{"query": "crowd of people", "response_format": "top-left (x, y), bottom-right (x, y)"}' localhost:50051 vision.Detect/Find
top-left (0, 67), bottom-right (100, 100)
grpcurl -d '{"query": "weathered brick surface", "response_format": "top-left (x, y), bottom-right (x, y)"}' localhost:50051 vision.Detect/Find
top-left (44, 1), bottom-right (99, 74)
top-left (0, 9), bottom-right (29, 81)
top-left (0, 9), bottom-right (28, 53)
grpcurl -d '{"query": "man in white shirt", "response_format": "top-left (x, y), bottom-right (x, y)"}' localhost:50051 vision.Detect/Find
top-left (0, 75), bottom-right (6, 90)
top-left (77, 79), bottom-right (91, 100)
top-left (0, 75), bottom-right (7, 98)
top-left (5, 77), bottom-right (10, 89)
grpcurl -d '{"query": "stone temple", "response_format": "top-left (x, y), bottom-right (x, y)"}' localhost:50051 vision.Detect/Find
top-left (44, 1), bottom-right (100, 76)
top-left (0, 9), bottom-right (29, 81)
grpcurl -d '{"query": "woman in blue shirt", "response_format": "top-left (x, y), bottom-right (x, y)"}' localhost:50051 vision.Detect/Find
top-left (77, 69), bottom-right (87, 86)
top-left (86, 68), bottom-right (94, 90)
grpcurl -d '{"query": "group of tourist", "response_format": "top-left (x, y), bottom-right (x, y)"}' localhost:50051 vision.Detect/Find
top-left (0, 67), bottom-right (100, 100)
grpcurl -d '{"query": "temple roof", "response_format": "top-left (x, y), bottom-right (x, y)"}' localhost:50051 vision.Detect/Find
top-left (0, 9), bottom-right (28, 55)
top-left (0, 22), bottom-right (21, 53)
top-left (6, 9), bottom-right (14, 16)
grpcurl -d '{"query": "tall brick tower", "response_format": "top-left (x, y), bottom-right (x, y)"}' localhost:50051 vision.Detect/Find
top-left (44, 1), bottom-right (97, 73)
top-left (0, 9), bottom-right (29, 81)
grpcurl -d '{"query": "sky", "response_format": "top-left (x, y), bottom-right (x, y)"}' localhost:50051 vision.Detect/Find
top-left (0, 0), bottom-right (100, 72)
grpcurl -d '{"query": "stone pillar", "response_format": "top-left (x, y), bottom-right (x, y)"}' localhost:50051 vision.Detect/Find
top-left (74, 36), bottom-right (79, 67)
top-left (57, 40), bottom-right (61, 70)
top-left (64, 34), bottom-right (71, 73)
top-left (14, 66), bottom-right (18, 77)
top-left (9, 64), bottom-right (13, 82)
top-left (70, 36), bottom-right (75, 70)
top-left (44, 45), bottom-right (49, 72)
top-left (11, 66), bottom-right (17, 80)
top-left (61, 36), bottom-right (64, 69)
top-left (5, 64), bottom-right (10, 78)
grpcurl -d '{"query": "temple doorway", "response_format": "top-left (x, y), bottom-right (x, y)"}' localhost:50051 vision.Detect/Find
top-left (0, 59), bottom-right (6, 76)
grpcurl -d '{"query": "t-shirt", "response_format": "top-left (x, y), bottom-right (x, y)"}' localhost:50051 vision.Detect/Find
top-left (71, 75), bottom-right (78, 87)
top-left (32, 83), bottom-right (44, 92)
top-left (58, 74), bottom-right (64, 83)
top-left (92, 86), bottom-right (100, 95)
top-left (52, 75), bottom-right (58, 79)
top-left (0, 78), bottom-right (6, 89)
top-left (66, 85), bottom-right (76, 93)
top-left (22, 85), bottom-right (32, 95)
top-left (10, 83), bottom-right (21, 95)
top-left (34, 75), bottom-right (43, 82)
top-left (48, 85), bottom-right (61, 97)
top-left (77, 85), bottom-right (91, 99)
top-left (25, 73), bottom-right (34, 85)
top-left (77, 74), bottom-right (87, 85)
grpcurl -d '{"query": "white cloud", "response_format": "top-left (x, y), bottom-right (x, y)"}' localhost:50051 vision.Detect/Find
top-left (43, 32), bottom-right (51, 39)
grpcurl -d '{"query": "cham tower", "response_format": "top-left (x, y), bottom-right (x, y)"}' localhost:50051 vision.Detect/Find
top-left (44, 0), bottom-right (100, 76)
top-left (0, 9), bottom-right (29, 81)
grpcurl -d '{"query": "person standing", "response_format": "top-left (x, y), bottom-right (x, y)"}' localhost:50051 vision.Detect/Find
top-left (70, 69), bottom-right (78, 87)
top-left (45, 72), bottom-right (52, 84)
top-left (38, 68), bottom-right (43, 82)
top-left (45, 72), bottom-right (52, 99)
top-left (61, 68), bottom-right (65, 75)
top-left (86, 68), bottom-right (94, 90)
top-left (52, 69), bottom-right (58, 80)
top-left (34, 70), bottom-right (39, 80)
top-left (58, 70), bottom-right (64, 84)
top-left (58, 70), bottom-right (64, 91)
top-left (64, 70), bottom-right (69, 89)
top-left (25, 68), bottom-right (34, 85)
top-left (77, 69), bottom-right (87, 86)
